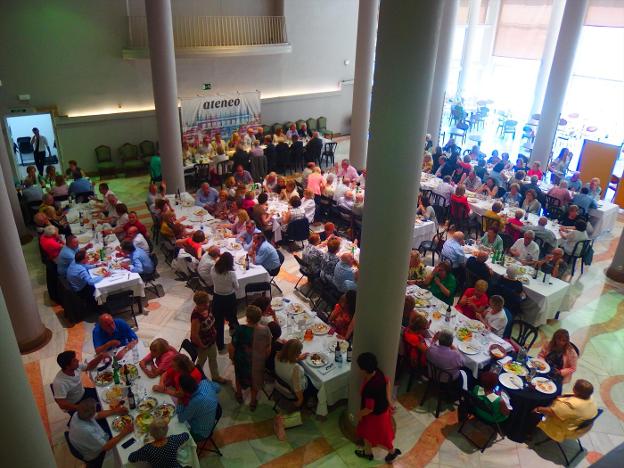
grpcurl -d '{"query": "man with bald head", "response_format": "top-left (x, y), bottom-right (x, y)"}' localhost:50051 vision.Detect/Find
top-left (510, 230), bottom-right (540, 265)
top-left (92, 313), bottom-right (138, 357)
top-left (333, 252), bottom-right (358, 292)
top-left (57, 235), bottom-right (93, 278)
top-left (538, 248), bottom-right (569, 280)
top-left (195, 182), bottom-right (219, 212)
top-left (524, 216), bottom-right (557, 251)
top-left (125, 225), bottom-right (150, 252)
top-left (441, 231), bottom-right (466, 269)
top-left (197, 246), bottom-right (220, 286)
top-left (337, 190), bottom-right (355, 210)
top-left (466, 249), bottom-right (492, 283)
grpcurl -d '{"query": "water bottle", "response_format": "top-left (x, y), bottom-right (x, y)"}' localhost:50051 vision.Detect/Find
top-left (517, 346), bottom-right (527, 363)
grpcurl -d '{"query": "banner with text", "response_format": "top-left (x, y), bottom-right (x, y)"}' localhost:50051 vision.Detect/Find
top-left (180, 91), bottom-right (261, 145)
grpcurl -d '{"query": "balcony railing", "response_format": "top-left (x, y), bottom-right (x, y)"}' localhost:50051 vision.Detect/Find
top-left (127, 15), bottom-right (288, 49)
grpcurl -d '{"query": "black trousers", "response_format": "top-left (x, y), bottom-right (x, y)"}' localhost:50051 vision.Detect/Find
top-left (34, 151), bottom-right (46, 175)
top-left (45, 260), bottom-right (61, 304)
top-left (212, 292), bottom-right (239, 350)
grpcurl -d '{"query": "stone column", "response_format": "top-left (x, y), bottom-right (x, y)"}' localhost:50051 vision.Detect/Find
top-left (606, 235), bottom-right (624, 283)
top-left (0, 291), bottom-right (55, 466)
top-left (427, 0), bottom-right (460, 144)
top-left (530, 0), bottom-right (566, 116)
top-left (0, 129), bottom-right (31, 242)
top-left (456, 0), bottom-right (481, 97)
top-left (145, 0), bottom-right (185, 192)
top-left (346, 0), bottom-right (444, 421)
top-left (530, 0), bottom-right (588, 167)
top-left (348, 0), bottom-right (379, 170)
top-left (0, 156), bottom-right (50, 353)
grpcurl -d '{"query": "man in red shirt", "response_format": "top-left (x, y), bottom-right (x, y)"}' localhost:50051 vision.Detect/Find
top-left (39, 225), bottom-right (64, 303)
top-left (121, 211), bottom-right (148, 237)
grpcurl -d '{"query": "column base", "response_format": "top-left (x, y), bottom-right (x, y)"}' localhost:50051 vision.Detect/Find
top-left (606, 265), bottom-right (624, 283)
top-left (20, 233), bottom-right (34, 245)
top-left (18, 327), bottom-right (52, 354)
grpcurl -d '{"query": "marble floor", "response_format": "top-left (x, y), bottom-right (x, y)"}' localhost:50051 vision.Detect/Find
top-left (20, 160), bottom-right (624, 467)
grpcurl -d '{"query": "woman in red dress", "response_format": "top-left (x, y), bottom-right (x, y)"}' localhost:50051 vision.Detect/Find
top-left (355, 352), bottom-right (401, 463)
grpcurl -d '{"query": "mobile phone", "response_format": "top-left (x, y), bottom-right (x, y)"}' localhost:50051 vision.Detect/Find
top-left (121, 438), bottom-right (136, 449)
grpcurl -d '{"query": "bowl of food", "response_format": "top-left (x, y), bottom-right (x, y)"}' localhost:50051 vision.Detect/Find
top-left (103, 385), bottom-right (125, 405)
top-left (153, 403), bottom-right (176, 420)
top-left (307, 353), bottom-right (328, 367)
top-left (122, 364), bottom-right (139, 383)
top-left (135, 412), bottom-right (155, 433)
top-left (503, 361), bottom-right (528, 376)
top-left (312, 323), bottom-right (330, 335)
top-left (137, 396), bottom-right (158, 413)
top-left (229, 242), bottom-right (242, 251)
top-left (111, 415), bottom-right (132, 432)
top-left (289, 303), bottom-right (305, 315)
top-left (456, 327), bottom-right (473, 342)
top-left (489, 344), bottom-right (506, 359)
top-left (95, 371), bottom-right (114, 387)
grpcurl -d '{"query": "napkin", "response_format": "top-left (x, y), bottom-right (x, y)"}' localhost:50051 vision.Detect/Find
top-left (181, 192), bottom-right (195, 207)
top-left (318, 363), bottom-right (336, 375)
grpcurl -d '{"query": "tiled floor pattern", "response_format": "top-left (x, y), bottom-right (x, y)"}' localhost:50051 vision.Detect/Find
top-left (19, 160), bottom-right (624, 467)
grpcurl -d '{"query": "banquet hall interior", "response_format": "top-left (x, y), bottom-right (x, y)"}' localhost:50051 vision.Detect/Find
top-left (2, 0), bottom-right (624, 467)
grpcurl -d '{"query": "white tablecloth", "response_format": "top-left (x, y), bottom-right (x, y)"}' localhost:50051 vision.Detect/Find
top-left (90, 270), bottom-right (146, 305)
top-left (589, 201), bottom-right (619, 234)
top-left (275, 297), bottom-right (351, 417)
top-left (91, 343), bottom-right (200, 468)
top-left (412, 220), bottom-right (437, 249)
top-left (406, 285), bottom-right (513, 377)
top-left (267, 199), bottom-right (290, 243)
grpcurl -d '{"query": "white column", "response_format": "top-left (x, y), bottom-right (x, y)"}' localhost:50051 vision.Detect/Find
top-left (347, 0), bottom-right (444, 420)
top-left (0, 131), bottom-right (31, 241)
top-left (348, 0), bottom-right (379, 170)
top-left (456, 0), bottom-right (481, 97)
top-left (530, 0), bottom-right (566, 116)
top-left (0, 291), bottom-right (55, 466)
top-left (531, 0), bottom-right (588, 167)
top-left (427, 0), bottom-right (460, 144)
top-left (607, 235), bottom-right (624, 283)
top-left (0, 154), bottom-right (51, 352)
top-left (145, 0), bottom-right (185, 192)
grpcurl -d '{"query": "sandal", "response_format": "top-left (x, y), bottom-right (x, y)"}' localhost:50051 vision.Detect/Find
top-left (384, 449), bottom-right (401, 463)
top-left (354, 449), bottom-right (373, 460)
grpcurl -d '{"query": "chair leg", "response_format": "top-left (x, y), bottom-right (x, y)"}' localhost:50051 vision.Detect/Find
top-left (420, 381), bottom-right (431, 407)
top-left (435, 393), bottom-right (442, 418)
top-left (270, 278), bottom-right (283, 293)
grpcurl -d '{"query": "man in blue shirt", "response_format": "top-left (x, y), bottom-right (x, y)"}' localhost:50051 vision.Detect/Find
top-left (120, 241), bottom-right (154, 275)
top-left (565, 172), bottom-right (583, 192)
top-left (195, 183), bottom-right (218, 212)
top-left (440, 231), bottom-right (466, 268)
top-left (572, 187), bottom-right (598, 213)
top-left (58, 236), bottom-right (93, 278)
top-left (332, 253), bottom-right (358, 292)
top-left (92, 313), bottom-right (138, 355)
top-left (176, 374), bottom-right (220, 442)
top-left (69, 175), bottom-right (93, 196)
top-left (250, 233), bottom-right (281, 273)
top-left (237, 220), bottom-right (261, 250)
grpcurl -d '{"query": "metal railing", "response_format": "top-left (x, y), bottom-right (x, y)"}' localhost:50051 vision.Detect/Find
top-left (128, 16), bottom-right (288, 49)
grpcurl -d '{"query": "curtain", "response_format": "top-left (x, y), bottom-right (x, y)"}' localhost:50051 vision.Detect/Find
top-left (457, 0), bottom-right (490, 25)
top-left (585, 0), bottom-right (624, 28)
top-left (493, 0), bottom-right (553, 60)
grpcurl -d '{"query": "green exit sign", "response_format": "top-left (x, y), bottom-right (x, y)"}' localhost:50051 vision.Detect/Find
top-left (202, 83), bottom-right (212, 90)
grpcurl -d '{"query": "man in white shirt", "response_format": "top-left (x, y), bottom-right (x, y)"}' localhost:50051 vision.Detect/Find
top-left (337, 190), bottom-right (355, 210)
top-left (242, 127), bottom-right (255, 149)
top-left (510, 230), bottom-right (540, 265)
top-left (31, 127), bottom-right (52, 175)
top-left (69, 398), bottom-right (132, 464)
top-left (97, 183), bottom-right (117, 214)
top-left (52, 350), bottom-right (104, 413)
top-left (333, 179), bottom-right (349, 202)
top-left (125, 226), bottom-right (150, 252)
top-left (433, 175), bottom-right (454, 206)
top-left (197, 246), bottom-right (220, 286)
top-left (301, 189), bottom-right (316, 223)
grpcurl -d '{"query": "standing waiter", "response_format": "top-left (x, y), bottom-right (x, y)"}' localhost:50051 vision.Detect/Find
top-left (31, 127), bottom-right (52, 175)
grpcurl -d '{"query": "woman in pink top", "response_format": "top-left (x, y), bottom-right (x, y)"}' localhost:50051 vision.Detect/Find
top-left (538, 329), bottom-right (578, 384)
top-left (139, 338), bottom-right (177, 378)
top-left (306, 167), bottom-right (325, 196)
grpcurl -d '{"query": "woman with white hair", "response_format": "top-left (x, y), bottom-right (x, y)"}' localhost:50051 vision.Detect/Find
top-left (491, 264), bottom-right (526, 316)
top-left (128, 419), bottom-right (190, 467)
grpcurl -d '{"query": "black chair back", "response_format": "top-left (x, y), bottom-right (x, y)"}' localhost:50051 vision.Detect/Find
top-left (317, 195), bottom-right (334, 221)
top-left (499, 232), bottom-right (514, 252)
top-left (245, 282), bottom-right (271, 295)
top-left (576, 408), bottom-right (603, 431)
top-left (432, 205), bottom-right (448, 225)
top-left (179, 338), bottom-right (199, 363)
top-left (426, 360), bottom-right (455, 385)
top-left (64, 430), bottom-right (86, 461)
top-left (286, 218), bottom-right (310, 243)
top-left (510, 320), bottom-right (538, 349)
top-left (545, 195), bottom-right (563, 219)
top-left (294, 255), bottom-right (312, 275)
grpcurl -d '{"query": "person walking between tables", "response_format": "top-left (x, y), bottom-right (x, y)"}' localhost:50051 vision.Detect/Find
top-left (210, 252), bottom-right (240, 354)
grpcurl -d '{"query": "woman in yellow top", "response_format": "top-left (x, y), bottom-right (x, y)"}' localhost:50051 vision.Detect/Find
top-left (406, 250), bottom-right (426, 285)
top-left (228, 132), bottom-right (241, 150)
top-left (422, 152), bottom-right (433, 173)
top-left (534, 379), bottom-right (598, 442)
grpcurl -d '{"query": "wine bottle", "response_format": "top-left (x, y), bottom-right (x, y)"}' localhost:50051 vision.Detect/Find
top-left (346, 341), bottom-right (352, 363)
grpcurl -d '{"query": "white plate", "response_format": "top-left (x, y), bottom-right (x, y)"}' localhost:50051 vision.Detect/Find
top-left (498, 372), bottom-right (524, 390)
top-left (527, 358), bottom-right (551, 374)
top-left (271, 298), bottom-right (284, 309)
top-left (458, 341), bottom-right (481, 355)
top-left (306, 353), bottom-right (328, 368)
top-left (532, 377), bottom-right (557, 394)
top-left (311, 323), bottom-right (330, 335)
top-left (288, 303), bottom-right (306, 315)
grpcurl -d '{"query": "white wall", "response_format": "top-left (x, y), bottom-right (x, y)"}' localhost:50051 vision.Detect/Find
top-left (0, 0), bottom-right (357, 175)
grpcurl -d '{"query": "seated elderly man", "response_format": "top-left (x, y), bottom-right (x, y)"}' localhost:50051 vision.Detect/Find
top-left (66, 250), bottom-right (105, 311)
top-left (120, 240), bottom-right (154, 275)
top-left (333, 253), bottom-right (358, 292)
top-left (572, 187), bottom-right (598, 213)
top-left (537, 248), bottom-right (568, 280)
top-left (337, 158), bottom-right (359, 184)
top-left (195, 182), bottom-right (219, 212)
top-left (250, 233), bottom-right (281, 273)
top-left (441, 231), bottom-right (466, 269)
top-left (92, 313), bottom-right (138, 357)
top-left (547, 181), bottom-right (573, 207)
top-left (237, 220), bottom-right (261, 251)
top-left (565, 172), bottom-right (583, 192)
top-left (96, 183), bottom-right (117, 214)
top-left (534, 379), bottom-right (598, 443)
top-left (22, 178), bottom-right (44, 204)
top-left (52, 350), bottom-right (104, 413)
top-left (337, 190), bottom-right (355, 210)
top-left (426, 329), bottom-right (464, 385)
top-left (124, 225), bottom-right (150, 253)
top-left (38, 193), bottom-right (57, 214)
top-left (466, 250), bottom-right (492, 283)
top-left (176, 374), bottom-right (221, 442)
top-left (57, 235), bottom-right (92, 278)
top-left (233, 163), bottom-right (254, 185)
top-left (423, 261), bottom-right (457, 305)
top-left (523, 216), bottom-right (557, 251)
top-left (33, 211), bottom-right (50, 234)
top-left (510, 230), bottom-right (540, 265)
top-left (460, 170), bottom-right (481, 192)
top-left (68, 398), bottom-right (132, 466)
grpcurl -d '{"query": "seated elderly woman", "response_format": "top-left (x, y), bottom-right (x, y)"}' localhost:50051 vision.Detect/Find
top-left (280, 195), bottom-right (306, 229)
top-left (547, 181), bottom-right (573, 206)
top-left (263, 172), bottom-right (278, 193)
top-left (302, 233), bottom-right (323, 275)
top-left (319, 222), bottom-right (336, 242)
top-left (587, 177), bottom-right (601, 200)
top-left (407, 250), bottom-right (427, 285)
top-left (128, 419), bottom-right (190, 466)
top-left (538, 329), bottom-right (578, 385)
top-left (328, 290), bottom-right (357, 340)
top-left (456, 279), bottom-right (489, 320)
top-left (484, 201), bottom-right (506, 229)
top-left (417, 196), bottom-right (437, 228)
top-left (280, 179), bottom-right (298, 202)
top-left (503, 183), bottom-right (522, 207)
top-left (220, 209), bottom-right (249, 237)
top-left (480, 226), bottom-right (503, 252)
top-left (422, 151), bottom-right (433, 173)
top-left (476, 295), bottom-right (508, 337)
top-left (522, 188), bottom-right (542, 215)
top-left (403, 313), bottom-right (430, 370)
top-left (504, 209), bottom-right (525, 242)
top-left (139, 338), bottom-right (178, 378)
top-left (527, 161), bottom-right (543, 180)
top-left (213, 190), bottom-right (230, 219)
top-left (402, 296), bottom-right (416, 327)
top-left (537, 248), bottom-right (568, 280)
top-left (274, 339), bottom-right (318, 408)
top-left (533, 379), bottom-right (597, 443)
top-left (559, 204), bottom-right (584, 228)
top-left (470, 371), bottom-right (510, 424)
top-left (477, 177), bottom-right (499, 198)
top-left (422, 261), bottom-right (457, 305)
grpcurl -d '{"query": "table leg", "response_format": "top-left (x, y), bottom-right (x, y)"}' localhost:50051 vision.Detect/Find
top-left (137, 296), bottom-right (145, 315)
